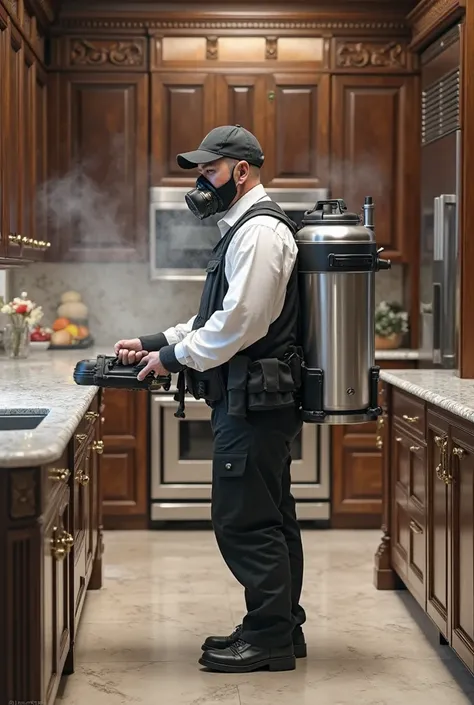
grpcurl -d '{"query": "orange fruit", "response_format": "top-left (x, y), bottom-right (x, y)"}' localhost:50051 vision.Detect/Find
top-left (76, 325), bottom-right (89, 340)
top-left (52, 317), bottom-right (70, 331)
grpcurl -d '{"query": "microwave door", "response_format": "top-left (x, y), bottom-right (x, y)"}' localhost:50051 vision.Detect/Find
top-left (432, 194), bottom-right (456, 368)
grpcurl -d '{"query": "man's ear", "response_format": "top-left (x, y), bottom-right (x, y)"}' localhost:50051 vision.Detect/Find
top-left (235, 160), bottom-right (250, 184)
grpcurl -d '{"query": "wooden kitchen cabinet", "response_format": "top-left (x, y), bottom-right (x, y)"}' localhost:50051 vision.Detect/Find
top-left (151, 70), bottom-right (330, 189)
top-left (151, 71), bottom-right (216, 186)
top-left (331, 74), bottom-right (419, 262)
top-left (0, 2), bottom-right (50, 265)
top-left (47, 71), bottom-right (149, 262)
top-left (0, 393), bottom-right (104, 704)
top-left (374, 384), bottom-right (474, 676)
top-left (331, 359), bottom-right (417, 529)
top-left (100, 388), bottom-right (149, 529)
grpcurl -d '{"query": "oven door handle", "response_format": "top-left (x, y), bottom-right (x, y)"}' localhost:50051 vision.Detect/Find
top-left (153, 396), bottom-right (207, 406)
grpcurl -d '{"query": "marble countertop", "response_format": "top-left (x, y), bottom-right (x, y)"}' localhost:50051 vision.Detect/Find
top-left (0, 345), bottom-right (112, 468)
top-left (375, 349), bottom-right (419, 360)
top-left (380, 368), bottom-right (474, 424)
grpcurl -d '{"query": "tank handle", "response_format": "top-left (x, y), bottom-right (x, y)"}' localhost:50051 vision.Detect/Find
top-left (312, 199), bottom-right (348, 216)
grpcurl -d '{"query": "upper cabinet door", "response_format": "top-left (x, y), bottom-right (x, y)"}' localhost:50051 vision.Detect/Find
top-left (331, 75), bottom-right (419, 262)
top-left (214, 73), bottom-right (266, 153)
top-left (151, 72), bottom-right (215, 185)
top-left (53, 73), bottom-right (149, 262)
top-left (264, 73), bottom-right (330, 188)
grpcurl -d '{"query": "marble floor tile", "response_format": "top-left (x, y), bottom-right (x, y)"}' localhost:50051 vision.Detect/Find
top-left (58, 529), bottom-right (474, 704)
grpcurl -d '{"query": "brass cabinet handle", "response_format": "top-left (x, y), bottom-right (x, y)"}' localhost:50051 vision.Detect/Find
top-left (403, 414), bottom-right (419, 423)
top-left (85, 411), bottom-right (99, 422)
top-left (76, 472), bottom-right (90, 486)
top-left (375, 416), bottom-right (384, 449)
top-left (409, 520), bottom-right (423, 535)
top-left (75, 433), bottom-right (87, 442)
top-left (409, 445), bottom-right (421, 452)
top-left (452, 446), bottom-right (465, 459)
top-left (92, 440), bottom-right (104, 454)
top-left (395, 436), bottom-right (402, 443)
top-left (436, 462), bottom-right (446, 481)
top-left (435, 435), bottom-right (448, 481)
top-left (49, 467), bottom-right (70, 483)
top-left (50, 527), bottom-right (74, 560)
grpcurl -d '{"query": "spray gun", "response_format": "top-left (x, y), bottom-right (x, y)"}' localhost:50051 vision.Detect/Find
top-left (74, 354), bottom-right (171, 391)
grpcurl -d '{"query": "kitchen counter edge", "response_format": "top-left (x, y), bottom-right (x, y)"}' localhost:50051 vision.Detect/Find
top-left (380, 368), bottom-right (474, 424)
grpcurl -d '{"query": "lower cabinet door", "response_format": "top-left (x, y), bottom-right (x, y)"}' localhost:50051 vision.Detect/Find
top-left (449, 424), bottom-right (474, 672)
top-left (426, 411), bottom-right (450, 639)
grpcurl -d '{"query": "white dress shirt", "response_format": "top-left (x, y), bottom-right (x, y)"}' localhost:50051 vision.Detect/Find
top-left (162, 184), bottom-right (298, 372)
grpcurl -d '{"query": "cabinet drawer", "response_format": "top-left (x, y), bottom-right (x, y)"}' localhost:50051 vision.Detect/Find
top-left (393, 390), bottom-right (425, 440)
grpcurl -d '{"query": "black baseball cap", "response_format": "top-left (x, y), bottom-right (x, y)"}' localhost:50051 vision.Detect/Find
top-left (176, 124), bottom-right (265, 169)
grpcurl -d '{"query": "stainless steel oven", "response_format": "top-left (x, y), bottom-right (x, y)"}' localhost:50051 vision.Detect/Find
top-left (149, 389), bottom-right (331, 523)
top-left (149, 186), bottom-right (329, 281)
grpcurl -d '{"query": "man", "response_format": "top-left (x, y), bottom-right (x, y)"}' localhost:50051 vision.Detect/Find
top-left (114, 125), bottom-right (306, 673)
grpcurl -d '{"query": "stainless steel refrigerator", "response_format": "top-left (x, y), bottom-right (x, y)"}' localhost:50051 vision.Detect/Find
top-left (419, 23), bottom-right (461, 369)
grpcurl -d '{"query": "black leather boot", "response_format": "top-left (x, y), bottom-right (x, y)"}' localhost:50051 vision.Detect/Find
top-left (202, 624), bottom-right (307, 658)
top-left (199, 638), bottom-right (296, 673)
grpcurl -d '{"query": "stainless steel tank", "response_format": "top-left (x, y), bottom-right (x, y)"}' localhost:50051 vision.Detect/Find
top-left (296, 197), bottom-right (391, 424)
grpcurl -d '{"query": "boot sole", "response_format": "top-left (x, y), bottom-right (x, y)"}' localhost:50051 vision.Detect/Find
top-left (201, 643), bottom-right (307, 659)
top-left (199, 654), bottom-right (296, 673)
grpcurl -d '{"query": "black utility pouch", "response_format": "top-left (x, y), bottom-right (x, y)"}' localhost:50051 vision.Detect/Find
top-left (246, 358), bottom-right (297, 411)
top-left (185, 368), bottom-right (225, 403)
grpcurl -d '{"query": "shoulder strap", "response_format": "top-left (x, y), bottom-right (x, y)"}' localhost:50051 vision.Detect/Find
top-left (235, 200), bottom-right (298, 235)
top-left (216, 199), bottom-right (299, 259)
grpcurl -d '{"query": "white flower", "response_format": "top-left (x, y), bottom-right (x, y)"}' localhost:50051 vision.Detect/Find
top-left (1, 304), bottom-right (13, 315)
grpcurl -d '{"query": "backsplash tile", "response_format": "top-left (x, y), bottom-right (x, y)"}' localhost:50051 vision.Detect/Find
top-left (9, 262), bottom-right (404, 345)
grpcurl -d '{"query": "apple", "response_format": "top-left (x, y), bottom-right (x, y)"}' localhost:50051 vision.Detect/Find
top-left (30, 325), bottom-right (52, 342)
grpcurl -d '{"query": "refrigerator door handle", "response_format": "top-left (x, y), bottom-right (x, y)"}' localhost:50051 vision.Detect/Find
top-left (432, 282), bottom-right (441, 364)
top-left (432, 194), bottom-right (456, 367)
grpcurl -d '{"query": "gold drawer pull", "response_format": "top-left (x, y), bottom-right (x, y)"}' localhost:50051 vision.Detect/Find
top-left (50, 527), bottom-right (74, 560)
top-left (76, 472), bottom-right (90, 486)
top-left (75, 433), bottom-right (87, 442)
top-left (92, 440), bottom-right (104, 454)
top-left (395, 436), bottom-right (402, 443)
top-left (403, 414), bottom-right (419, 424)
top-left (49, 467), bottom-right (70, 482)
top-left (409, 445), bottom-right (421, 452)
top-left (452, 447), bottom-right (465, 459)
top-left (409, 520), bottom-right (423, 535)
top-left (85, 411), bottom-right (99, 422)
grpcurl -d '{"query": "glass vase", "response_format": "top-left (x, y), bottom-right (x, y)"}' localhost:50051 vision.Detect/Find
top-left (3, 322), bottom-right (30, 359)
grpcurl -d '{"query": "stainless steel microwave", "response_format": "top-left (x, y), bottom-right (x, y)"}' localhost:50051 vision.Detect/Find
top-left (149, 186), bottom-right (329, 281)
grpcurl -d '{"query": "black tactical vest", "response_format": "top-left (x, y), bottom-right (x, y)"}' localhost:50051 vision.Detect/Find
top-left (175, 200), bottom-right (304, 418)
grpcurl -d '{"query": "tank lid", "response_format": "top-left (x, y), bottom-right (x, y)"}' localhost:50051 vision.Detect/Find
top-left (301, 199), bottom-right (361, 227)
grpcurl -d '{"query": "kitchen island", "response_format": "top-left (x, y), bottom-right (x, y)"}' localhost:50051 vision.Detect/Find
top-left (0, 348), bottom-right (104, 705)
top-left (374, 368), bottom-right (474, 677)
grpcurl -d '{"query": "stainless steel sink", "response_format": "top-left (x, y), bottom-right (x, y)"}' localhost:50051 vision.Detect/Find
top-left (0, 409), bottom-right (49, 431)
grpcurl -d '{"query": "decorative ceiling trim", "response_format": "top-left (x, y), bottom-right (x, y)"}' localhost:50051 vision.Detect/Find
top-left (407, 0), bottom-right (464, 50)
top-left (57, 18), bottom-right (409, 31)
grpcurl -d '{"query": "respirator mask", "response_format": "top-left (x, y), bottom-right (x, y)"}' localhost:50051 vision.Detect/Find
top-left (185, 167), bottom-right (238, 220)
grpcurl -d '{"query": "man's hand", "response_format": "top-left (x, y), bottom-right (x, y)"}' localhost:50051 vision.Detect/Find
top-left (136, 351), bottom-right (169, 381)
top-left (114, 338), bottom-right (147, 365)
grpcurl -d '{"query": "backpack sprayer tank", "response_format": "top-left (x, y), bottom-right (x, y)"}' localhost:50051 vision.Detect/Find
top-left (296, 197), bottom-right (391, 424)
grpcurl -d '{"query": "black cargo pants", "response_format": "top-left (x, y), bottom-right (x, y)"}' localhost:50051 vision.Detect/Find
top-left (210, 398), bottom-right (306, 648)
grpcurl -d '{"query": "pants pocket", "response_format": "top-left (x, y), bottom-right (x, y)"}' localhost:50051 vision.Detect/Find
top-left (212, 452), bottom-right (247, 478)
